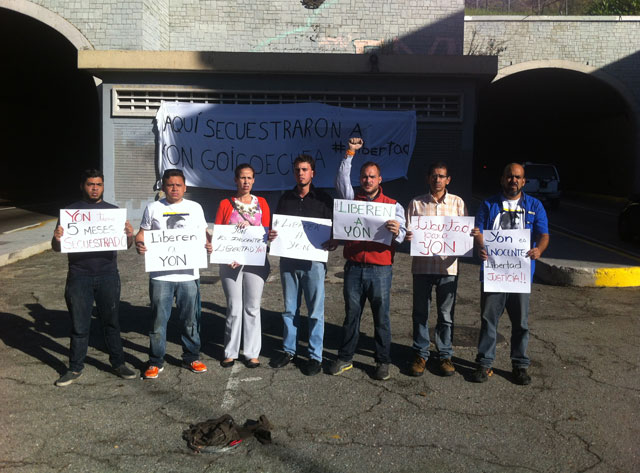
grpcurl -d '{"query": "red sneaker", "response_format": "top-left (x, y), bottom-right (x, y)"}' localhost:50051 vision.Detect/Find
top-left (185, 360), bottom-right (208, 373)
top-left (144, 365), bottom-right (164, 379)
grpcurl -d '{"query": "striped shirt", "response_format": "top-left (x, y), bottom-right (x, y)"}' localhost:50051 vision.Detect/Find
top-left (407, 192), bottom-right (468, 276)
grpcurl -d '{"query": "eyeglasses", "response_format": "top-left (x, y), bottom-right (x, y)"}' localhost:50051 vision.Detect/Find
top-left (430, 174), bottom-right (448, 180)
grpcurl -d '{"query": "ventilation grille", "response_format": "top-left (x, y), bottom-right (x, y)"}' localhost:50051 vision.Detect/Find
top-left (112, 88), bottom-right (462, 122)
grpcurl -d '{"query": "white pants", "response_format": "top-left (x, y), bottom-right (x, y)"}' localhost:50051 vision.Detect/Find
top-left (219, 262), bottom-right (269, 359)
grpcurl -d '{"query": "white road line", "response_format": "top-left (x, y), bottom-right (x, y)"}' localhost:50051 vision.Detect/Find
top-left (0, 206), bottom-right (16, 211)
top-left (559, 201), bottom-right (618, 217)
top-left (550, 224), bottom-right (640, 262)
top-left (220, 363), bottom-right (262, 409)
top-left (3, 223), bottom-right (41, 234)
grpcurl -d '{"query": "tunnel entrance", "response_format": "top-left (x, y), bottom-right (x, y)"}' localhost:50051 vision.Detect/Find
top-left (473, 67), bottom-right (635, 198)
top-left (0, 8), bottom-right (99, 205)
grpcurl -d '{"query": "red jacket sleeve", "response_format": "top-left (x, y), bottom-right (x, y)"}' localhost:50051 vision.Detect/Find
top-left (258, 197), bottom-right (271, 227)
top-left (214, 199), bottom-right (233, 225)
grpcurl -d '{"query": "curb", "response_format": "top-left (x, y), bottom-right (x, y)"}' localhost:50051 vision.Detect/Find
top-left (0, 241), bottom-right (52, 267)
top-left (536, 258), bottom-right (640, 287)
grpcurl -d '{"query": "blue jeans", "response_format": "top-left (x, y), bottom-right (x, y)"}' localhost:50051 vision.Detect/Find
top-left (149, 279), bottom-right (201, 367)
top-left (280, 258), bottom-right (326, 362)
top-left (64, 272), bottom-right (125, 372)
top-left (412, 274), bottom-right (458, 360)
top-left (338, 262), bottom-right (393, 364)
top-left (476, 287), bottom-right (530, 369)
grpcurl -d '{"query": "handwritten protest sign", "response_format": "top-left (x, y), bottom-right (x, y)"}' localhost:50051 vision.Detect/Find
top-left (483, 229), bottom-right (531, 293)
top-left (156, 102), bottom-right (416, 191)
top-left (409, 216), bottom-right (474, 257)
top-left (144, 229), bottom-right (208, 272)
top-left (332, 199), bottom-right (395, 245)
top-left (210, 225), bottom-right (268, 266)
top-left (270, 214), bottom-right (332, 263)
top-left (59, 208), bottom-right (128, 253)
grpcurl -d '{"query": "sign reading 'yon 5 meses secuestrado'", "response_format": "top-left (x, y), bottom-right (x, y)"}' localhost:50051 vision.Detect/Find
top-left (59, 209), bottom-right (128, 253)
top-left (156, 102), bottom-right (416, 191)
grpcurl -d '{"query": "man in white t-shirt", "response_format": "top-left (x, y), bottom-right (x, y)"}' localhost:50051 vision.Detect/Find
top-left (135, 169), bottom-right (212, 379)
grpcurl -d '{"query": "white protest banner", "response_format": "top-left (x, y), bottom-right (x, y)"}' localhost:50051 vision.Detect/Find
top-left (332, 199), bottom-right (395, 245)
top-left (144, 229), bottom-right (208, 272)
top-left (210, 225), bottom-right (268, 266)
top-left (409, 216), bottom-right (475, 257)
top-left (270, 214), bottom-right (332, 263)
top-left (156, 102), bottom-right (416, 191)
top-left (483, 229), bottom-right (531, 294)
top-left (59, 208), bottom-right (128, 253)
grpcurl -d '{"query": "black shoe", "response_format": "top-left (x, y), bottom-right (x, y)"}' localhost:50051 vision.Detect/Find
top-left (305, 359), bottom-right (322, 376)
top-left (270, 352), bottom-right (295, 368)
top-left (220, 359), bottom-right (235, 368)
top-left (471, 366), bottom-right (493, 383)
top-left (373, 363), bottom-right (390, 381)
top-left (328, 359), bottom-right (353, 376)
top-left (512, 367), bottom-right (531, 385)
top-left (114, 364), bottom-right (137, 380)
top-left (55, 371), bottom-right (82, 387)
top-left (246, 359), bottom-right (260, 369)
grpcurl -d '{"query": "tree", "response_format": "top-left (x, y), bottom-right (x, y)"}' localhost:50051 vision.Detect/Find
top-left (587, 0), bottom-right (640, 14)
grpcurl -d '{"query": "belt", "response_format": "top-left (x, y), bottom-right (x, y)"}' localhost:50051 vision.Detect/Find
top-left (346, 261), bottom-right (382, 268)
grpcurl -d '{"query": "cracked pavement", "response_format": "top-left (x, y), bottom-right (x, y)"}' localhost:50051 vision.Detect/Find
top-left (0, 246), bottom-right (638, 472)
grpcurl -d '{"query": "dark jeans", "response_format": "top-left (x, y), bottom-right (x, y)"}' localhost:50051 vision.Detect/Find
top-left (476, 287), bottom-right (531, 369)
top-left (338, 262), bottom-right (393, 364)
top-left (64, 271), bottom-right (125, 372)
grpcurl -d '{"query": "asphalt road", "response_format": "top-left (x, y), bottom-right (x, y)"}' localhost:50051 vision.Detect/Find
top-left (0, 200), bottom-right (60, 235)
top-left (1, 237), bottom-right (638, 472)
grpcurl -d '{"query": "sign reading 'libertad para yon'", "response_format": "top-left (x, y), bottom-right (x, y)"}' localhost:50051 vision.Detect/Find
top-left (59, 209), bottom-right (128, 253)
top-left (409, 216), bottom-right (474, 257)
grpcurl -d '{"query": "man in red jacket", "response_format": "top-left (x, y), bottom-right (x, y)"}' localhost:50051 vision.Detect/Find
top-left (329, 137), bottom-right (406, 381)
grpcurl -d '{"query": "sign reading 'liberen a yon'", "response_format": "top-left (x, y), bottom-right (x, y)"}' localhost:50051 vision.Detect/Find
top-left (409, 216), bottom-right (475, 257)
top-left (210, 225), bottom-right (268, 266)
top-left (483, 229), bottom-right (531, 294)
top-left (332, 199), bottom-right (395, 245)
top-left (156, 102), bottom-right (416, 191)
top-left (59, 209), bottom-right (128, 253)
top-left (144, 228), bottom-right (208, 272)
top-left (270, 214), bottom-right (332, 263)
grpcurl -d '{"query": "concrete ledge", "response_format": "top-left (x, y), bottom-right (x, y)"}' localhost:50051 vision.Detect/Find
top-left (536, 258), bottom-right (640, 287)
top-left (0, 240), bottom-right (51, 267)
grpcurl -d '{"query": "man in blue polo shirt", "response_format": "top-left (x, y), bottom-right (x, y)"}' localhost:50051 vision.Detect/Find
top-left (472, 163), bottom-right (549, 385)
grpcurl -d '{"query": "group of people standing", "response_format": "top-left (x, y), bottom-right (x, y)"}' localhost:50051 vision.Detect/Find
top-left (51, 137), bottom-right (549, 388)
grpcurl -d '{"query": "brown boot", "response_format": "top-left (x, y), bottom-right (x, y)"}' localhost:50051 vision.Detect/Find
top-left (410, 355), bottom-right (426, 377)
top-left (439, 359), bottom-right (455, 377)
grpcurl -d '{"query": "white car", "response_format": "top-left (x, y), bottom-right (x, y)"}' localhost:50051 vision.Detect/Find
top-left (522, 163), bottom-right (561, 209)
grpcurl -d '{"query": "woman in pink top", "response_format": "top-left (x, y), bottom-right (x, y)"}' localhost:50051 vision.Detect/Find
top-left (214, 164), bottom-right (270, 368)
